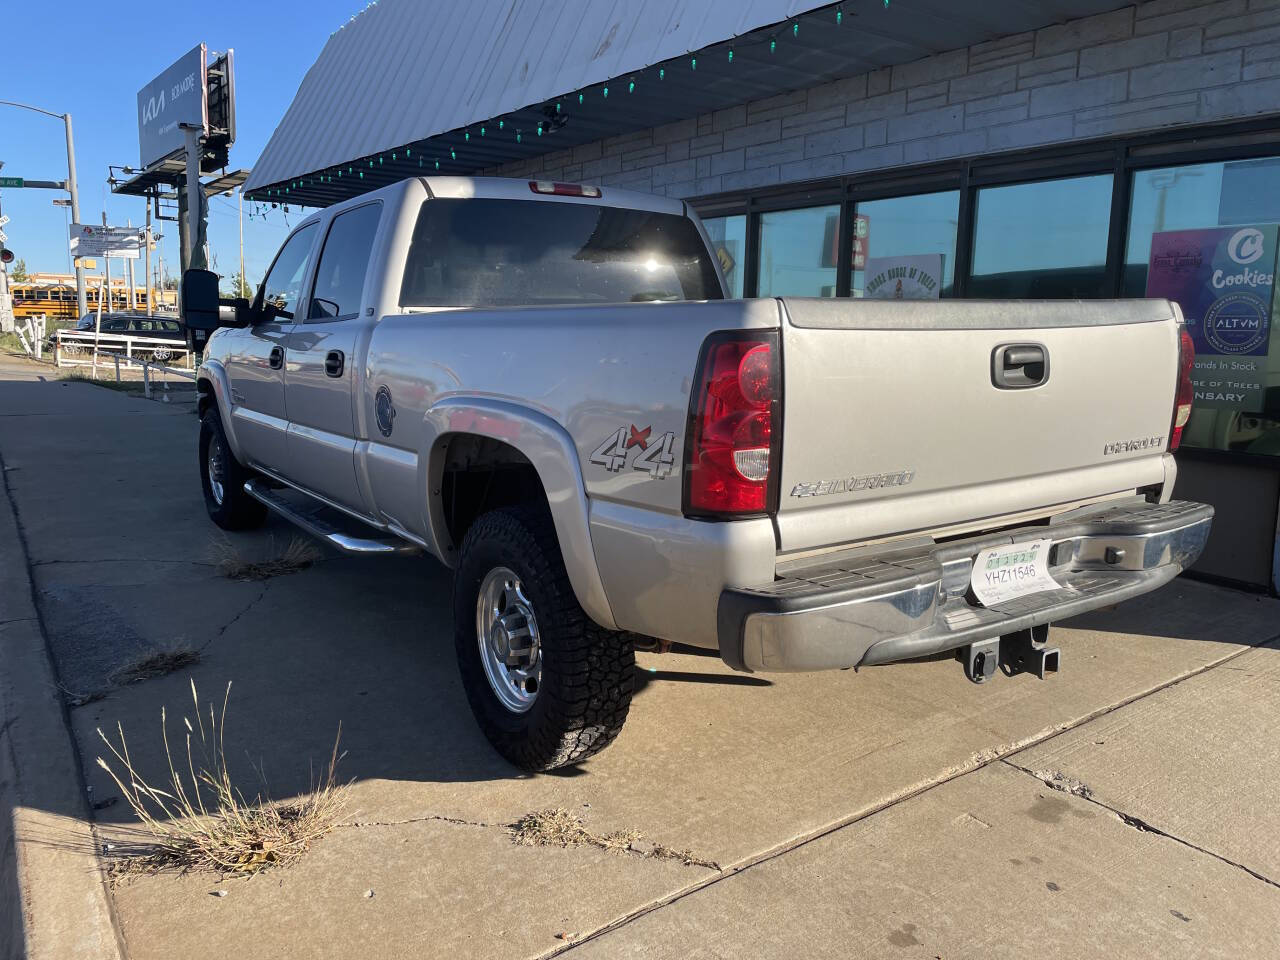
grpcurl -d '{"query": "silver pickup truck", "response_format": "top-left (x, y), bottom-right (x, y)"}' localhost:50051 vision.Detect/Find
top-left (182, 176), bottom-right (1212, 771)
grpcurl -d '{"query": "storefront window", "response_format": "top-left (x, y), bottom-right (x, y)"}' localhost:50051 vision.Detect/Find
top-left (969, 174), bottom-right (1113, 299)
top-left (1126, 158), bottom-right (1280, 456)
top-left (702, 215), bottom-right (747, 298)
top-left (852, 191), bottom-right (959, 299)
top-left (758, 205), bottom-right (839, 297)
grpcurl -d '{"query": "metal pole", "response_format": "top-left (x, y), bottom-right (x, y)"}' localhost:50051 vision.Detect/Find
top-left (145, 200), bottom-right (153, 316)
top-left (102, 211), bottom-right (111, 312)
top-left (238, 188), bottom-right (245, 295)
top-left (182, 125), bottom-right (203, 272)
top-left (0, 190), bottom-right (10, 334)
top-left (64, 113), bottom-right (87, 318)
top-left (126, 219), bottom-right (136, 311)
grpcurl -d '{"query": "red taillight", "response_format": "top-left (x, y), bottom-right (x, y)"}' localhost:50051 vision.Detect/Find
top-left (529, 180), bottom-right (602, 198)
top-left (1170, 326), bottom-right (1195, 452)
top-left (684, 331), bottom-right (781, 517)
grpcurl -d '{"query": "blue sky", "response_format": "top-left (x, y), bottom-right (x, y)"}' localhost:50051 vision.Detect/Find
top-left (1, 0), bottom-right (363, 291)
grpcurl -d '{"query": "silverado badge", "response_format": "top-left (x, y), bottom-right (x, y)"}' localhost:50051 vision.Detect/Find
top-left (375, 385), bottom-right (396, 437)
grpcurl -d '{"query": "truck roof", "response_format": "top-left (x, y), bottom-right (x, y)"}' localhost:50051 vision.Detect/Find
top-left (314, 175), bottom-right (687, 219)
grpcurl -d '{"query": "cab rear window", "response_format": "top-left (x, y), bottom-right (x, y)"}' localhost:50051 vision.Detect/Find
top-left (399, 198), bottom-right (723, 307)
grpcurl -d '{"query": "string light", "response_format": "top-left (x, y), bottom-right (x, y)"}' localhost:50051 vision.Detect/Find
top-left (792, 20), bottom-right (799, 36)
top-left (770, 37), bottom-right (776, 53)
top-left (628, 80), bottom-right (635, 93)
top-left (691, 56), bottom-right (697, 70)
top-left (603, 85), bottom-right (609, 97)
top-left (727, 48), bottom-right (734, 63)
top-left (659, 67), bottom-right (665, 79)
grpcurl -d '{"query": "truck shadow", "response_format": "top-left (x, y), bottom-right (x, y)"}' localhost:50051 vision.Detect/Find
top-left (45, 520), bottom-right (774, 825)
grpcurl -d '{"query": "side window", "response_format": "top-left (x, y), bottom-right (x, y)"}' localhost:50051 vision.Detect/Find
top-left (308, 202), bottom-right (382, 320)
top-left (259, 223), bottom-right (319, 319)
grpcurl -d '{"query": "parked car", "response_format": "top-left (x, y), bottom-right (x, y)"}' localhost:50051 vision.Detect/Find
top-left (184, 176), bottom-right (1212, 772)
top-left (60, 312), bottom-right (187, 362)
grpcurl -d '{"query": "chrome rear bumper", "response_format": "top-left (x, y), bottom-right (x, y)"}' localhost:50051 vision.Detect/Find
top-left (717, 499), bottom-right (1213, 673)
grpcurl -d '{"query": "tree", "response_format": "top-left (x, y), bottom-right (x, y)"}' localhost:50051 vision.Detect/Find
top-left (223, 271), bottom-right (253, 299)
top-left (10, 259), bottom-right (28, 282)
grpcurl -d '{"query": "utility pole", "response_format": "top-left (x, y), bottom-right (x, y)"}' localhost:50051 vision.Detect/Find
top-left (144, 199), bottom-right (153, 316)
top-left (126, 218), bottom-right (136, 311)
top-left (65, 113), bottom-right (86, 318)
top-left (238, 187), bottom-right (245, 295)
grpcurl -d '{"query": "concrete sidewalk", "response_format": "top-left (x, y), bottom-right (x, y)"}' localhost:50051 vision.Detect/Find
top-left (1, 356), bottom-right (1278, 959)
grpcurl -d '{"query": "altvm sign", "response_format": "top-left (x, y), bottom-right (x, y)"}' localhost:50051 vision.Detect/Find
top-left (137, 44), bottom-right (208, 169)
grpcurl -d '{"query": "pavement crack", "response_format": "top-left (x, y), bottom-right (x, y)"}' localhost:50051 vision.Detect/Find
top-left (201, 582), bottom-right (271, 650)
top-left (1003, 759), bottom-right (1280, 892)
top-left (340, 813), bottom-right (497, 830)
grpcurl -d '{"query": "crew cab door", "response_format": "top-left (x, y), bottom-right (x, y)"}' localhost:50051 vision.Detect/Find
top-left (282, 200), bottom-right (382, 511)
top-left (225, 221), bottom-right (318, 471)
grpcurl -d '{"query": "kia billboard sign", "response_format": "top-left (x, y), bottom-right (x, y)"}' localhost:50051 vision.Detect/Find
top-left (137, 44), bottom-right (208, 169)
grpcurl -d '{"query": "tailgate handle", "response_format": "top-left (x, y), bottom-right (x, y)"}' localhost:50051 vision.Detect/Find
top-left (993, 343), bottom-right (1048, 389)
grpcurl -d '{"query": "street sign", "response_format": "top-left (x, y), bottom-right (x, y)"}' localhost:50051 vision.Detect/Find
top-left (137, 44), bottom-right (208, 168)
top-left (69, 224), bottom-right (143, 259)
top-left (0, 177), bottom-right (23, 189)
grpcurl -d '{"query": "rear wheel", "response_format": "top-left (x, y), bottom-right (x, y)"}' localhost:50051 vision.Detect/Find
top-left (453, 506), bottom-right (634, 771)
top-left (199, 410), bottom-right (267, 530)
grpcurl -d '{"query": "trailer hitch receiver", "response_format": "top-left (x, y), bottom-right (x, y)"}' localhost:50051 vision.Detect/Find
top-left (999, 624), bottom-right (1060, 680)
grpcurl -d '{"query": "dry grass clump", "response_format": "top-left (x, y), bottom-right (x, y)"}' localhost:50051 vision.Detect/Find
top-left (508, 809), bottom-right (718, 870)
top-left (96, 680), bottom-right (346, 879)
top-left (212, 535), bottom-right (322, 582)
top-left (111, 646), bottom-right (200, 685)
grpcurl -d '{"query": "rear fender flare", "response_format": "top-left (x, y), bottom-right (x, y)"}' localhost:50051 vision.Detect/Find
top-left (197, 360), bottom-right (244, 463)
top-left (420, 397), bottom-right (617, 631)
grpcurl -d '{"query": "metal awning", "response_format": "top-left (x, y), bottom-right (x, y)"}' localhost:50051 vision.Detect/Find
top-left (245, 0), bottom-right (1133, 208)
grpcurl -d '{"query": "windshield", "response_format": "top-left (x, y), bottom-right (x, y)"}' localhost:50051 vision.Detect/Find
top-left (399, 198), bottom-right (723, 307)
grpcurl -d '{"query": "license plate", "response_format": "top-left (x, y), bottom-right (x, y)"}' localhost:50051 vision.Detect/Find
top-left (970, 539), bottom-right (1060, 608)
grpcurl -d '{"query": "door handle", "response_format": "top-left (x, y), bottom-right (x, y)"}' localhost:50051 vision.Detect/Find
top-left (324, 350), bottom-right (345, 378)
top-left (268, 345), bottom-right (284, 370)
top-left (992, 343), bottom-right (1048, 389)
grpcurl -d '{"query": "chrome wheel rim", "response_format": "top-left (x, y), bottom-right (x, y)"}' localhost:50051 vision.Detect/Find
top-left (207, 435), bottom-right (226, 506)
top-left (475, 566), bottom-right (541, 713)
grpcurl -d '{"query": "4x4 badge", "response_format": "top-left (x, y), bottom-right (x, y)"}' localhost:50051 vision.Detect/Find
top-left (375, 385), bottom-right (396, 437)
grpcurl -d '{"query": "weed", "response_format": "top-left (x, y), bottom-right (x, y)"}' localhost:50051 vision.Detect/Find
top-left (95, 680), bottom-right (346, 879)
top-left (508, 809), bottom-right (719, 870)
top-left (211, 535), bottom-right (322, 582)
top-left (111, 646), bottom-right (200, 685)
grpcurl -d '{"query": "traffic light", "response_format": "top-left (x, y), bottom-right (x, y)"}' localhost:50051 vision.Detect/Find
top-left (0, 248), bottom-right (13, 265)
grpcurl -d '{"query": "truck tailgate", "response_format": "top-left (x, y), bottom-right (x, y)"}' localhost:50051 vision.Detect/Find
top-left (775, 298), bottom-right (1180, 552)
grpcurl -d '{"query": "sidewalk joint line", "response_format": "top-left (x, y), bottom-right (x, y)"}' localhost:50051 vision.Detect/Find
top-left (1002, 758), bottom-right (1280, 891)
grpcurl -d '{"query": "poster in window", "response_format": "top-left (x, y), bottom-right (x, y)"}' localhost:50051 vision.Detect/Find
top-left (1145, 225), bottom-right (1276, 411)
top-left (862, 254), bottom-right (943, 300)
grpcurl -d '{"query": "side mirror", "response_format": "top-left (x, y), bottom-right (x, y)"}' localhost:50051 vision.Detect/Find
top-left (181, 269), bottom-right (222, 331)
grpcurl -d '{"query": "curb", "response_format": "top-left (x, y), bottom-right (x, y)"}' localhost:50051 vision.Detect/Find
top-left (0, 450), bottom-right (124, 959)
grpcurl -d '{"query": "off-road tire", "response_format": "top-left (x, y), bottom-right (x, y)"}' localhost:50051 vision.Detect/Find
top-left (199, 410), bottom-right (267, 530)
top-left (454, 506), bottom-right (634, 771)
